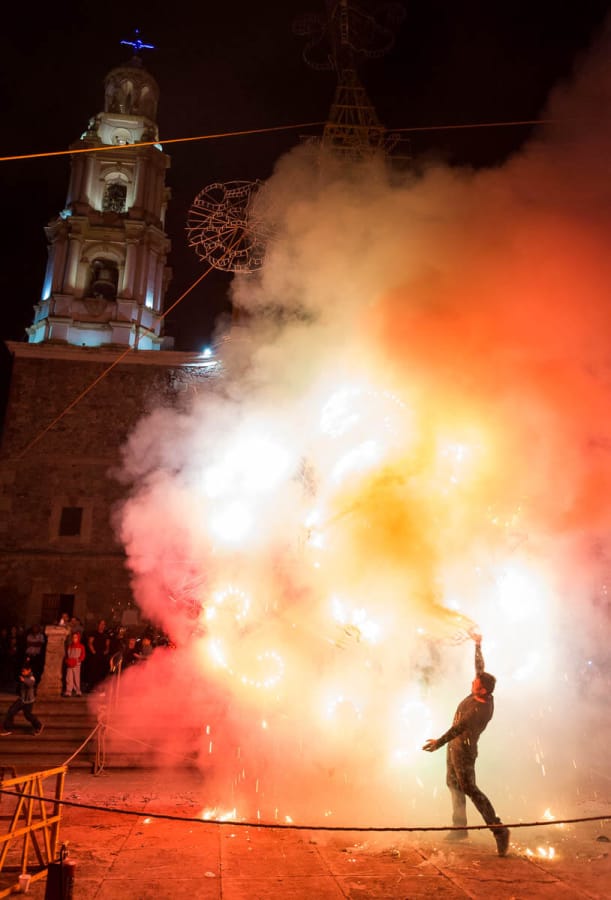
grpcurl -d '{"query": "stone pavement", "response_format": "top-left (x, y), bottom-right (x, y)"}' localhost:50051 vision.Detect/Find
top-left (9, 769), bottom-right (611, 899)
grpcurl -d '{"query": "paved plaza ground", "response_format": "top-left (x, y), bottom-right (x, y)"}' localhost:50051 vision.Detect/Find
top-left (5, 768), bottom-right (610, 899)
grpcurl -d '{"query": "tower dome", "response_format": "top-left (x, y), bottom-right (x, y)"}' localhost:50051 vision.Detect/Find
top-left (104, 55), bottom-right (159, 122)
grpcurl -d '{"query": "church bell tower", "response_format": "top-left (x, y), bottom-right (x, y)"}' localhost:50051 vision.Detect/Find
top-left (28, 46), bottom-right (172, 350)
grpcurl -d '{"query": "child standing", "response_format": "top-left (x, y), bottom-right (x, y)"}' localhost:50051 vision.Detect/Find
top-left (64, 631), bottom-right (86, 697)
top-left (1, 661), bottom-right (44, 735)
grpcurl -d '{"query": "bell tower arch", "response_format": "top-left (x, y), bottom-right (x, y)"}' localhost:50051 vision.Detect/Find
top-left (28, 41), bottom-right (172, 350)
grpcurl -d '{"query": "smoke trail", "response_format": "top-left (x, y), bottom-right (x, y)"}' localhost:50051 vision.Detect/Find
top-left (113, 19), bottom-right (611, 827)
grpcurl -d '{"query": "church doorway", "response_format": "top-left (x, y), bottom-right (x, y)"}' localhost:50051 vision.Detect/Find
top-left (41, 593), bottom-right (75, 626)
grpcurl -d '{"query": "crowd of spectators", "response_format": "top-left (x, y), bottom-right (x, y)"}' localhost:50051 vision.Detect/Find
top-left (0, 616), bottom-right (175, 696)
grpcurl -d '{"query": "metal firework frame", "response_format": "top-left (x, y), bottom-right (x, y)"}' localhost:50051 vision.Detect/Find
top-left (186, 180), bottom-right (269, 273)
top-left (186, 3), bottom-right (406, 272)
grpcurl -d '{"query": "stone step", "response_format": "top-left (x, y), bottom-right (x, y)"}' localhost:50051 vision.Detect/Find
top-left (0, 690), bottom-right (100, 773)
top-left (0, 691), bottom-right (161, 772)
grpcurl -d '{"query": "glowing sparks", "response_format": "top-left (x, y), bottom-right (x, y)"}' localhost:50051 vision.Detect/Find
top-left (325, 694), bottom-right (363, 722)
top-left (201, 808), bottom-right (237, 822)
top-left (330, 595), bottom-right (382, 644)
top-left (239, 651), bottom-right (285, 689)
top-left (208, 585), bottom-right (251, 623)
top-left (319, 385), bottom-right (410, 452)
top-left (319, 387), bottom-right (364, 438)
top-left (536, 846), bottom-right (556, 860)
top-left (120, 355), bottom-right (583, 826)
top-left (331, 440), bottom-right (383, 484)
top-left (390, 698), bottom-right (434, 765)
top-left (204, 433), bottom-right (293, 498)
top-left (207, 639), bottom-right (285, 689)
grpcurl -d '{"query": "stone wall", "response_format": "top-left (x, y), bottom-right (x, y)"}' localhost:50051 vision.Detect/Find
top-left (0, 345), bottom-right (217, 626)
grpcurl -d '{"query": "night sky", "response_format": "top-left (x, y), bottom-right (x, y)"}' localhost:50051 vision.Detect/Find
top-left (1, 0), bottom-right (609, 361)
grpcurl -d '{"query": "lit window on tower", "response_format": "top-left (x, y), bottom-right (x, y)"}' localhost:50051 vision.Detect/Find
top-left (103, 182), bottom-right (127, 212)
top-left (89, 258), bottom-right (118, 300)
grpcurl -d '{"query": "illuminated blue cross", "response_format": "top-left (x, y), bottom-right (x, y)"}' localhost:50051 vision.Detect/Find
top-left (120, 29), bottom-right (155, 54)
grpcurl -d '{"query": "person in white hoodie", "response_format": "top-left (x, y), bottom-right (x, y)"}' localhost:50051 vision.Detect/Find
top-left (64, 631), bottom-right (86, 697)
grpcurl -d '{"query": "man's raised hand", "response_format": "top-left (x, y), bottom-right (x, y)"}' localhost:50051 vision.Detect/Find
top-left (422, 739), bottom-right (439, 752)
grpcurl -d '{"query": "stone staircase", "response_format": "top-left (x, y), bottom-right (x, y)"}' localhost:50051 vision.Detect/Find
top-left (0, 627), bottom-right (196, 773)
top-left (0, 689), bottom-right (178, 773)
top-left (0, 692), bottom-right (99, 775)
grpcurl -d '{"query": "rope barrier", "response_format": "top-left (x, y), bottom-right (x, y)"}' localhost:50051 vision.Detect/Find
top-left (93, 721), bottom-right (106, 776)
top-left (0, 787), bottom-right (607, 833)
top-left (61, 722), bottom-right (102, 767)
top-left (102, 723), bottom-right (199, 764)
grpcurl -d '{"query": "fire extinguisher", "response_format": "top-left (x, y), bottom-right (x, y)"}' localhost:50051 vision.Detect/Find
top-left (44, 844), bottom-right (76, 900)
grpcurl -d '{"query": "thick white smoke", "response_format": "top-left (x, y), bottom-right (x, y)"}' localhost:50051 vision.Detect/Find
top-left (111, 19), bottom-right (611, 828)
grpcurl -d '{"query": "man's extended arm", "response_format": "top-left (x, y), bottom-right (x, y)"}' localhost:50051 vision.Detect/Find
top-left (475, 635), bottom-right (484, 676)
top-left (422, 704), bottom-right (478, 752)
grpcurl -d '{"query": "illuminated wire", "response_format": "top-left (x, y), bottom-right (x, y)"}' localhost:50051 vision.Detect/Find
top-left (0, 118), bottom-right (564, 164)
top-left (0, 122), bottom-right (327, 162)
top-left (392, 118), bottom-right (561, 134)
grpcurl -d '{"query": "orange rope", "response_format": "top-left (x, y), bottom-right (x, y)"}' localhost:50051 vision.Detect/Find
top-left (0, 122), bottom-right (327, 162)
top-left (392, 118), bottom-right (561, 133)
top-left (0, 118), bottom-right (565, 163)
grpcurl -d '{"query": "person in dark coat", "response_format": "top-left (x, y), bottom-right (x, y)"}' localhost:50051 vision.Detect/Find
top-left (422, 632), bottom-right (510, 857)
top-left (86, 619), bottom-right (110, 692)
top-left (0, 660), bottom-right (44, 735)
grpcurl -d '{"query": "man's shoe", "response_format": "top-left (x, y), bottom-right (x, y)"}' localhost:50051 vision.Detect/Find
top-left (445, 829), bottom-right (469, 842)
top-left (493, 825), bottom-right (510, 857)
top-left (0, 730), bottom-right (12, 736)
top-left (33, 725), bottom-right (45, 736)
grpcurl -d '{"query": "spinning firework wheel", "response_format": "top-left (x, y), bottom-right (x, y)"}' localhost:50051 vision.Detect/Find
top-left (186, 180), bottom-right (270, 273)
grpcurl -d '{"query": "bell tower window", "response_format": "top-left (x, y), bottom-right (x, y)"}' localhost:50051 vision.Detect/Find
top-left (103, 181), bottom-right (127, 212)
top-left (89, 258), bottom-right (119, 300)
top-left (112, 128), bottom-right (132, 146)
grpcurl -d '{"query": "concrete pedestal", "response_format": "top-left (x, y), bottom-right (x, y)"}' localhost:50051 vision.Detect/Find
top-left (38, 626), bottom-right (68, 698)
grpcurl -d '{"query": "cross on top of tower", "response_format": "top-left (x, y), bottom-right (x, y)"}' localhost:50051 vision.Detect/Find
top-left (120, 29), bottom-right (155, 55)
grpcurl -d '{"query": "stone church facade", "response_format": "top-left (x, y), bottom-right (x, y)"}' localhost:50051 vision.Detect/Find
top-left (0, 50), bottom-right (218, 628)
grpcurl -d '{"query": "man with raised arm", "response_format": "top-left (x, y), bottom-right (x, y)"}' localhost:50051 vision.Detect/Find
top-left (422, 631), bottom-right (510, 857)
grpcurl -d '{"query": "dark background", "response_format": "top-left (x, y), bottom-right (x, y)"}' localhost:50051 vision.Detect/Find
top-left (1, 0), bottom-right (608, 362)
